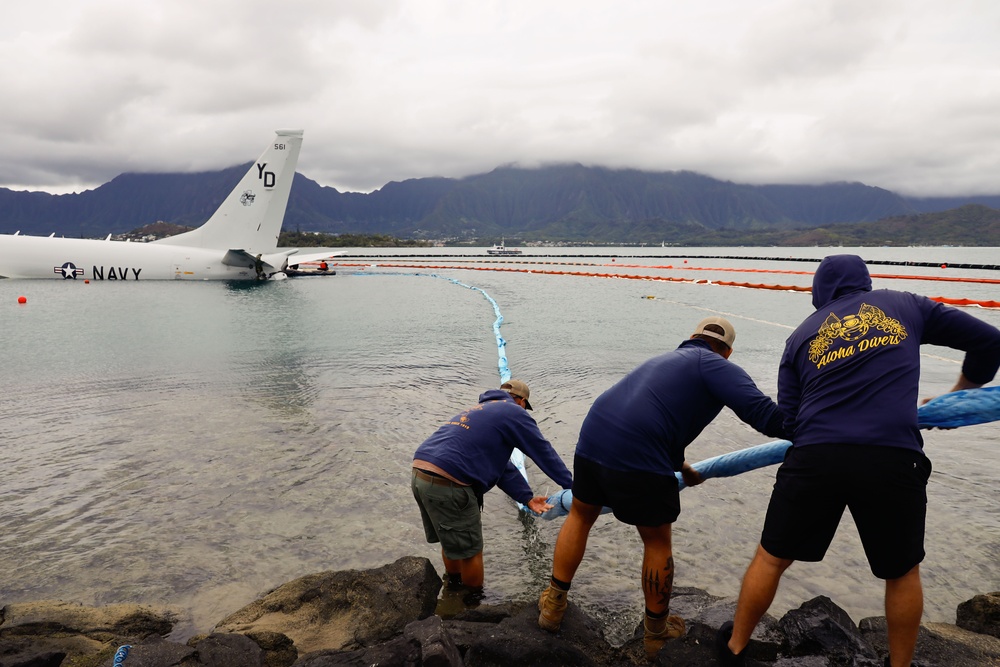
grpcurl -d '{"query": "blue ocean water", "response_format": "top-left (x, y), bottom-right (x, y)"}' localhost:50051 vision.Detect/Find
top-left (0, 246), bottom-right (997, 645)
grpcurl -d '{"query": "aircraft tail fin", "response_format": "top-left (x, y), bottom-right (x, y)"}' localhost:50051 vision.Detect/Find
top-left (154, 129), bottom-right (303, 253)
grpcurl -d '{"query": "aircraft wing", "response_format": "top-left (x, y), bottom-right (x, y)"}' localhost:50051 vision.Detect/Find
top-left (222, 249), bottom-right (296, 272)
top-left (284, 249), bottom-right (346, 266)
top-left (222, 248), bottom-right (344, 276)
top-left (223, 249), bottom-right (263, 269)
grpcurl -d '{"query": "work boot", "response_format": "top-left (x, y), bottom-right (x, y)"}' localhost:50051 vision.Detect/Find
top-left (716, 621), bottom-right (746, 666)
top-left (643, 613), bottom-right (685, 660)
top-left (463, 586), bottom-right (484, 608)
top-left (537, 584), bottom-right (569, 632)
top-left (442, 572), bottom-right (463, 591)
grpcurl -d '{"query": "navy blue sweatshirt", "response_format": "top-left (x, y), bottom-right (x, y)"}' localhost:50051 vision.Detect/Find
top-left (779, 254), bottom-right (1000, 451)
top-left (576, 339), bottom-right (787, 475)
top-left (413, 389), bottom-right (572, 504)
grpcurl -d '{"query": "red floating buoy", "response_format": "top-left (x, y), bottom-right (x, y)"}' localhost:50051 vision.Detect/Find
top-left (17, 295), bottom-right (27, 304)
top-left (940, 263), bottom-right (947, 269)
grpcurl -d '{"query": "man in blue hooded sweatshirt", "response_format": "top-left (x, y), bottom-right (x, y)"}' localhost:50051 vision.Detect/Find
top-left (719, 255), bottom-right (1000, 667)
top-left (412, 379), bottom-right (572, 597)
top-left (538, 316), bottom-right (789, 660)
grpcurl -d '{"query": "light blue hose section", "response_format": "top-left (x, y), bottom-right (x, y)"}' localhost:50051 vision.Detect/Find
top-left (351, 269), bottom-right (531, 505)
top-left (537, 384), bottom-right (1000, 520)
top-left (349, 270), bottom-right (511, 382)
top-left (914, 384), bottom-right (1000, 429)
top-left (432, 272), bottom-right (532, 507)
top-left (113, 645), bottom-right (131, 664)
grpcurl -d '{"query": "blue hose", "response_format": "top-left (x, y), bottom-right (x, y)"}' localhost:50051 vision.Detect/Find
top-left (915, 384), bottom-right (1000, 429)
top-left (113, 645), bottom-right (131, 664)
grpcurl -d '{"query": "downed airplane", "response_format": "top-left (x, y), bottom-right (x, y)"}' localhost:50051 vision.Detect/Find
top-left (0, 129), bottom-right (336, 280)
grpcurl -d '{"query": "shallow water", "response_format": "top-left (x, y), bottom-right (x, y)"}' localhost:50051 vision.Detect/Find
top-left (1, 246), bottom-right (997, 645)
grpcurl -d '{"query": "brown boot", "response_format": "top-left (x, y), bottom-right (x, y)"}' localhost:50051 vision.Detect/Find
top-left (537, 584), bottom-right (569, 632)
top-left (643, 614), bottom-right (685, 660)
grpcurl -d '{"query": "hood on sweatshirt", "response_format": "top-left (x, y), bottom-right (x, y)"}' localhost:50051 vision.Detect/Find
top-left (812, 254), bottom-right (873, 309)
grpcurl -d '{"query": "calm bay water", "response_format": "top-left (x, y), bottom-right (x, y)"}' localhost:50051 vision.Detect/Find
top-left (1, 246), bottom-right (998, 645)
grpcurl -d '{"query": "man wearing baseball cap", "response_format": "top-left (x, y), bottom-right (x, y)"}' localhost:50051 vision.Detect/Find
top-left (412, 379), bottom-right (571, 606)
top-left (538, 316), bottom-right (788, 660)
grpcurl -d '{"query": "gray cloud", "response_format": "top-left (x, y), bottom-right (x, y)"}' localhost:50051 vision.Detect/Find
top-left (3, 0), bottom-right (1000, 197)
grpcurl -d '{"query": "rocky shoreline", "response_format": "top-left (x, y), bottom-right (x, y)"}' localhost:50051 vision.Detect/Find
top-left (1, 556), bottom-right (997, 666)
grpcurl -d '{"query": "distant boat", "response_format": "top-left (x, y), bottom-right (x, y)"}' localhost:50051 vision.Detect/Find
top-left (487, 238), bottom-right (522, 256)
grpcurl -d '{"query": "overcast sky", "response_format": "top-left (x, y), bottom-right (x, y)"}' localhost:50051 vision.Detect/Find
top-left (3, 0), bottom-right (999, 197)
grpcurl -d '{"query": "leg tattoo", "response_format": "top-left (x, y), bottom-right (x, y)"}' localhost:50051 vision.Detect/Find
top-left (643, 555), bottom-right (675, 611)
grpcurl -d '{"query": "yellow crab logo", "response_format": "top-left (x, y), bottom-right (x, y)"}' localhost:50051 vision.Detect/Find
top-left (808, 303), bottom-right (908, 367)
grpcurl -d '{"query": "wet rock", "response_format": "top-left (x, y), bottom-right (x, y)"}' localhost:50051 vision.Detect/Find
top-left (107, 636), bottom-right (195, 666)
top-left (291, 635), bottom-right (421, 666)
top-left (956, 591), bottom-right (1000, 639)
top-left (244, 630), bottom-right (298, 667)
top-left (0, 652), bottom-right (66, 667)
top-left (460, 602), bottom-right (611, 667)
top-left (194, 633), bottom-right (266, 666)
top-left (0, 600), bottom-right (176, 667)
top-left (0, 600), bottom-right (174, 640)
top-left (860, 616), bottom-right (1000, 667)
top-left (3, 559), bottom-right (1000, 667)
top-left (778, 595), bottom-right (879, 664)
top-left (404, 616), bottom-right (463, 667)
top-left (678, 592), bottom-right (784, 663)
top-left (214, 555), bottom-right (440, 657)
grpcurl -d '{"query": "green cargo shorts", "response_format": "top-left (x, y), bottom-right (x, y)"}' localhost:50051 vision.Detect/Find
top-left (411, 470), bottom-right (483, 560)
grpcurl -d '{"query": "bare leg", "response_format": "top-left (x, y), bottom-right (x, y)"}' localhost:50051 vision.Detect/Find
top-left (636, 524), bottom-right (674, 615)
top-left (442, 550), bottom-right (484, 589)
top-left (442, 549), bottom-right (461, 579)
top-left (551, 498), bottom-right (603, 583)
top-left (729, 544), bottom-right (794, 654)
top-left (885, 564), bottom-right (922, 667)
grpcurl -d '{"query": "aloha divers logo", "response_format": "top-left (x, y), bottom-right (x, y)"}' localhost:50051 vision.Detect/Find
top-left (809, 303), bottom-right (908, 368)
top-left (240, 190), bottom-right (256, 206)
top-left (55, 262), bottom-right (84, 279)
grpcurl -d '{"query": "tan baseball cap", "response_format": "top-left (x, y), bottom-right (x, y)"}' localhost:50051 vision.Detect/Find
top-left (693, 316), bottom-right (736, 348)
top-left (501, 379), bottom-right (533, 410)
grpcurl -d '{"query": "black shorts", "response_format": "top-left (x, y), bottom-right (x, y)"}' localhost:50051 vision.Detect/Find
top-left (761, 443), bottom-right (931, 580)
top-left (572, 454), bottom-right (681, 527)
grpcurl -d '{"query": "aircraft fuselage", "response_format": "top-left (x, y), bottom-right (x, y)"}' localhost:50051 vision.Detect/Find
top-left (0, 235), bottom-right (268, 280)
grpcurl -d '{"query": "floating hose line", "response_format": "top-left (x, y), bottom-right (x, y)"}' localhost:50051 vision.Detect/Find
top-left (347, 270), bottom-right (511, 382)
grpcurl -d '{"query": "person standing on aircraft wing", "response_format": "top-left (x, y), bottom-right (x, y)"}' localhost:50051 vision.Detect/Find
top-left (412, 380), bottom-right (572, 607)
top-left (537, 317), bottom-right (789, 661)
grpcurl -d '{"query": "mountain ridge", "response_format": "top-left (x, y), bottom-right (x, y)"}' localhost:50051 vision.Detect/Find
top-left (2, 163), bottom-right (999, 244)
